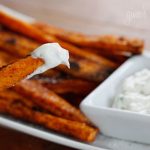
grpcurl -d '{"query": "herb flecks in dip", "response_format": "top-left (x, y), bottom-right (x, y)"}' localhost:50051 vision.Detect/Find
top-left (112, 69), bottom-right (150, 114)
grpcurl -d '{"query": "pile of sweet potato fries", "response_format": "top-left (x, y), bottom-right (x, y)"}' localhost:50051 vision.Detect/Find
top-left (0, 10), bottom-right (144, 142)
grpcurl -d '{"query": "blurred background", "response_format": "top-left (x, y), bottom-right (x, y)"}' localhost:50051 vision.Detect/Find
top-left (0, 0), bottom-right (150, 150)
top-left (1, 0), bottom-right (150, 48)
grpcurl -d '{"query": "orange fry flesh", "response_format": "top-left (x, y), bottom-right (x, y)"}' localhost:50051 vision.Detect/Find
top-left (0, 89), bottom-right (39, 109)
top-left (33, 23), bottom-right (144, 55)
top-left (0, 97), bottom-right (98, 142)
top-left (0, 12), bottom-right (118, 68)
top-left (0, 11), bottom-right (55, 42)
top-left (0, 56), bottom-right (44, 90)
top-left (14, 80), bottom-right (89, 124)
top-left (0, 50), bottom-right (17, 67)
top-left (0, 29), bottom-right (117, 82)
top-left (38, 78), bottom-right (97, 95)
top-left (0, 29), bottom-right (39, 57)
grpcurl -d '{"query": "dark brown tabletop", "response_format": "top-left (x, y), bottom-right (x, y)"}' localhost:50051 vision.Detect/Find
top-left (0, 126), bottom-right (75, 150)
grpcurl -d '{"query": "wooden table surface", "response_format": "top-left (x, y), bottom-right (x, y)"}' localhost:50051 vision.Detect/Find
top-left (0, 126), bottom-right (75, 150)
top-left (0, 0), bottom-right (150, 149)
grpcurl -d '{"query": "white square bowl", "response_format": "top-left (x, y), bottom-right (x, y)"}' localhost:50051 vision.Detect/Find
top-left (80, 55), bottom-right (150, 144)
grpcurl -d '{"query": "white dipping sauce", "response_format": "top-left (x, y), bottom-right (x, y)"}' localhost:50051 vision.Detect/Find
top-left (112, 69), bottom-right (150, 114)
top-left (27, 43), bottom-right (69, 79)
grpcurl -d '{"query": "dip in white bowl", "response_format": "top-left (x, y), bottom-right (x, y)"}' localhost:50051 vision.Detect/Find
top-left (113, 69), bottom-right (150, 114)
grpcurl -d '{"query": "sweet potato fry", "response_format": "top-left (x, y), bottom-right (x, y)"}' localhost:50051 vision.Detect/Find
top-left (37, 69), bottom-right (63, 78)
top-left (34, 23), bottom-right (144, 55)
top-left (0, 98), bottom-right (98, 142)
top-left (14, 80), bottom-right (89, 123)
top-left (0, 11), bottom-right (143, 63)
top-left (59, 55), bottom-right (115, 82)
top-left (57, 39), bottom-right (118, 67)
top-left (0, 50), bottom-right (17, 67)
top-left (34, 70), bottom-right (97, 96)
top-left (32, 23), bottom-right (63, 36)
top-left (0, 56), bottom-right (44, 90)
top-left (0, 11), bottom-right (55, 42)
top-left (0, 29), bottom-right (117, 82)
top-left (0, 89), bottom-right (39, 109)
top-left (0, 30), bottom-right (39, 57)
top-left (84, 47), bottom-right (130, 63)
top-left (37, 78), bottom-right (97, 95)
top-left (0, 11), bottom-right (118, 81)
top-left (0, 12), bottom-right (118, 69)
top-left (0, 27), bottom-right (117, 68)
top-left (0, 49), bottom-right (73, 94)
